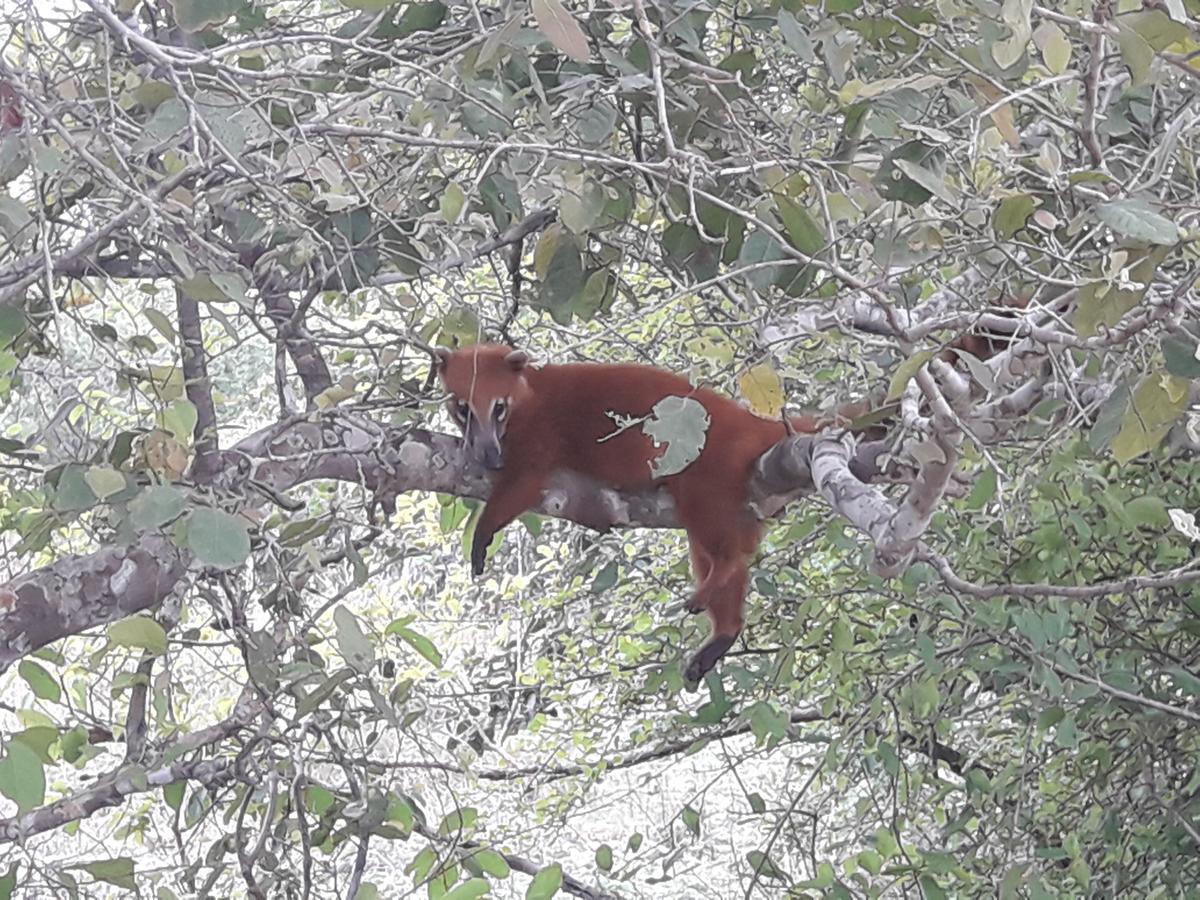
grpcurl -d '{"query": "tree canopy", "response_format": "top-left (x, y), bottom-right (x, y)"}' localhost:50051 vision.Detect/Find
top-left (1, 0), bottom-right (1199, 896)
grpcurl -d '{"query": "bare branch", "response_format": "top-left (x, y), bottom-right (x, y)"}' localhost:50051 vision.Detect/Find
top-left (176, 284), bottom-right (221, 482)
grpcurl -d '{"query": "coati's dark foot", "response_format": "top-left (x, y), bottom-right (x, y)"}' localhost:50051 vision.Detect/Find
top-left (683, 634), bottom-right (736, 684)
top-left (470, 534), bottom-right (490, 576)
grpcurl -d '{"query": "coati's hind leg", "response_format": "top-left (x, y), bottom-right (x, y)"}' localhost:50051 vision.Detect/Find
top-left (684, 557), bottom-right (749, 683)
top-left (684, 537), bottom-right (714, 615)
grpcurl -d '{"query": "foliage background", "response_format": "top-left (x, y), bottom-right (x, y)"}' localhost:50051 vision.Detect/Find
top-left (1, 0), bottom-right (1199, 897)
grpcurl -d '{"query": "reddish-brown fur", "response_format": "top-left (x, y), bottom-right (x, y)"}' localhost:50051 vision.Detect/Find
top-left (939, 293), bottom-right (1034, 365)
top-left (435, 343), bottom-right (869, 683)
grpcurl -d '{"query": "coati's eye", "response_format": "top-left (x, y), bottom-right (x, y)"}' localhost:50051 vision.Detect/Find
top-left (450, 400), bottom-right (469, 422)
top-left (493, 399), bottom-right (507, 421)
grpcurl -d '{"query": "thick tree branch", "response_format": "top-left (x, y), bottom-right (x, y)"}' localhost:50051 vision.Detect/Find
top-left (260, 287), bottom-right (333, 406)
top-left (0, 410), bottom-right (883, 670)
top-left (0, 535), bottom-right (187, 672)
top-left (176, 284), bottom-right (221, 482)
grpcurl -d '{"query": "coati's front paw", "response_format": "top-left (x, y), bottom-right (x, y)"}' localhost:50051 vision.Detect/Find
top-left (683, 594), bottom-right (708, 615)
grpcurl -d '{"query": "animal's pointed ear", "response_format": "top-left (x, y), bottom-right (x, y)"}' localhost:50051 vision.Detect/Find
top-left (433, 347), bottom-right (452, 372)
top-left (505, 349), bottom-right (530, 371)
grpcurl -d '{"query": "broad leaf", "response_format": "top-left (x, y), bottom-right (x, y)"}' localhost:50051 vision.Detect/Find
top-left (184, 508), bottom-right (251, 569)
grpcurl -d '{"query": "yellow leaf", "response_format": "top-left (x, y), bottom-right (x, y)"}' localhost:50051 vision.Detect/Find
top-left (739, 364), bottom-right (785, 418)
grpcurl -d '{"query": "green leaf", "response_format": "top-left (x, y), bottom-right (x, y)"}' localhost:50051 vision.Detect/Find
top-left (168, 0), bottom-right (244, 30)
top-left (143, 308), bottom-right (177, 342)
top-left (1126, 495), bottom-right (1169, 527)
top-left (525, 863), bottom-right (563, 900)
top-left (777, 10), bottom-right (813, 59)
top-left (108, 615), bottom-right (169, 656)
top-left (991, 0), bottom-right (1032, 69)
top-left (163, 781), bottom-right (185, 812)
top-left (747, 700), bottom-right (789, 745)
top-left (1034, 21), bottom-right (1071, 73)
top-left (438, 806), bottom-right (478, 836)
top-left (964, 467), bottom-right (997, 510)
top-left (858, 850), bottom-right (882, 875)
top-left (338, 0), bottom-right (401, 10)
top-left (387, 795), bottom-right (414, 832)
top-left (0, 740), bottom-right (45, 813)
top-left (875, 829), bottom-right (899, 858)
top-left (576, 101), bottom-right (617, 145)
top-left (385, 619), bottom-right (444, 667)
top-left (77, 858), bottom-right (136, 890)
top-left (307, 785), bottom-right (337, 815)
top-left (1055, 714), bottom-right (1078, 749)
top-left (681, 805), bottom-right (701, 836)
top-left (1074, 246), bottom-right (1168, 338)
top-left (1096, 199), bottom-right (1180, 245)
top-left (1111, 371), bottom-right (1189, 463)
top-left (893, 158), bottom-right (955, 204)
top-left (184, 507), bottom-right (251, 569)
top-left (84, 465), bottom-right (127, 500)
top-left (397, 1), bottom-right (445, 34)
top-left (443, 880), bottom-right (490, 900)
top-left (0, 864), bottom-right (15, 900)
top-left (590, 560), bottom-right (618, 594)
top-left (775, 197), bottom-right (824, 254)
top-left (0, 193), bottom-right (33, 245)
top-left (1167, 667), bottom-right (1200, 696)
top-left (560, 179), bottom-right (606, 234)
top-left (594, 844), bottom-right (613, 872)
top-left (641, 395), bottom-right (711, 478)
top-left (478, 15), bottom-right (521, 68)
top-left (1163, 327), bottom-right (1200, 378)
top-left (887, 350), bottom-right (934, 401)
top-left (130, 485), bottom-right (187, 530)
top-left (531, 0), bottom-right (589, 62)
top-left (994, 194), bottom-right (1036, 239)
top-left (664, 222), bottom-right (721, 283)
top-left (539, 235), bottom-right (584, 319)
top-left (334, 605), bottom-right (376, 674)
top-left (1115, 23), bottom-right (1154, 85)
top-left (210, 272), bottom-right (248, 304)
top-left (59, 726), bottom-right (88, 763)
top-left (747, 850), bottom-right (790, 882)
top-left (874, 141), bottom-right (946, 207)
top-left (736, 229), bottom-right (794, 293)
top-left (920, 874), bottom-right (949, 900)
top-left (437, 307), bottom-right (482, 347)
top-left (18, 660), bottom-right (60, 702)
top-left (0, 303), bottom-right (27, 349)
top-left (470, 849), bottom-right (510, 879)
top-left (53, 465), bottom-right (98, 512)
top-left (910, 677), bottom-right (940, 719)
top-left (440, 182), bottom-right (465, 223)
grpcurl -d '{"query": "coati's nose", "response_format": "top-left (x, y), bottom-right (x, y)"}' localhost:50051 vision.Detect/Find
top-left (479, 445), bottom-right (504, 470)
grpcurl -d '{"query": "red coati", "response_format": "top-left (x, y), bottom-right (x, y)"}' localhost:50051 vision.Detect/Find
top-left (939, 291), bottom-right (1036, 366)
top-left (434, 343), bottom-right (873, 683)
